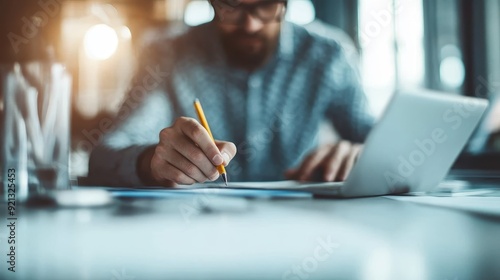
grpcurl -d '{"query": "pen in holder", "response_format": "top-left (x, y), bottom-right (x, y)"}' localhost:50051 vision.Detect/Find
top-left (1, 62), bottom-right (72, 202)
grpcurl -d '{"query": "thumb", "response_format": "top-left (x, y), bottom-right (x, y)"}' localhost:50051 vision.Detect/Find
top-left (215, 140), bottom-right (237, 166)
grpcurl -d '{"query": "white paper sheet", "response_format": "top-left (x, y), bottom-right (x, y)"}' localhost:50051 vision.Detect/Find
top-left (177, 181), bottom-right (344, 195)
top-left (221, 181), bottom-right (344, 189)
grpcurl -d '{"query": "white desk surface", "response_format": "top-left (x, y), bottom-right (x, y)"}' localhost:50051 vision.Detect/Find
top-left (1, 186), bottom-right (499, 280)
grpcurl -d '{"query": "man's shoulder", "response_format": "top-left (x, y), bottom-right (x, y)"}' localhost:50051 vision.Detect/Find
top-left (140, 23), bottom-right (213, 57)
top-left (144, 24), bottom-right (211, 46)
top-left (290, 21), bottom-right (357, 57)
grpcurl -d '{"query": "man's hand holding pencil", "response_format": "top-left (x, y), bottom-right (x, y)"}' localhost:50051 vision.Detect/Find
top-left (144, 115), bottom-right (236, 187)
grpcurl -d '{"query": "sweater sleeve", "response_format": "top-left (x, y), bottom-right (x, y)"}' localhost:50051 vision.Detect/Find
top-left (88, 42), bottom-right (175, 187)
top-left (87, 89), bottom-right (174, 186)
top-left (324, 43), bottom-right (375, 143)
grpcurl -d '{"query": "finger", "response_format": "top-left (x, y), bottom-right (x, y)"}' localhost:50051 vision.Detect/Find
top-left (284, 168), bottom-right (299, 180)
top-left (322, 142), bottom-right (351, 182)
top-left (215, 141), bottom-right (237, 166)
top-left (166, 136), bottom-right (219, 181)
top-left (150, 154), bottom-right (196, 185)
top-left (296, 147), bottom-right (331, 181)
top-left (157, 147), bottom-right (213, 183)
top-left (157, 130), bottom-right (218, 180)
top-left (163, 164), bottom-right (197, 185)
top-left (337, 146), bottom-right (361, 181)
top-left (177, 118), bottom-right (224, 166)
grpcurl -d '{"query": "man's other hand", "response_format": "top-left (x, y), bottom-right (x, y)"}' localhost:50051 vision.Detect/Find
top-left (285, 141), bottom-right (363, 182)
top-left (147, 117), bottom-right (237, 187)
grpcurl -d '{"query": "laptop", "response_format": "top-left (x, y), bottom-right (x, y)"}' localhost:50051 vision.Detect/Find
top-left (212, 90), bottom-right (489, 197)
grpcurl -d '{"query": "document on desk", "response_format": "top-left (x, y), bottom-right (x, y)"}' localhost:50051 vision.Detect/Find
top-left (107, 186), bottom-right (312, 199)
top-left (195, 181), bottom-right (344, 195)
top-left (385, 195), bottom-right (500, 216)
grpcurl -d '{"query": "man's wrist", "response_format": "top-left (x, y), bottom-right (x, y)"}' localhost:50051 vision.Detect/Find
top-left (136, 145), bottom-right (157, 186)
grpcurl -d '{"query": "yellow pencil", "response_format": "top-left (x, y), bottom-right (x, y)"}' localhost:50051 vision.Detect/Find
top-left (193, 98), bottom-right (228, 186)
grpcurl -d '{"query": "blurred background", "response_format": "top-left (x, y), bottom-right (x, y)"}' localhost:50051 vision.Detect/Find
top-left (1, 0), bottom-right (500, 180)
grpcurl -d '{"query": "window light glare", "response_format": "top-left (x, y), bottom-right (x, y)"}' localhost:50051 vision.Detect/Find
top-left (287, 0), bottom-right (316, 25)
top-left (184, 1), bottom-right (215, 26)
top-left (84, 24), bottom-right (119, 60)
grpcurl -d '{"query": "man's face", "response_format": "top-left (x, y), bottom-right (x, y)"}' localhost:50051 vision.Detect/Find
top-left (211, 0), bottom-right (285, 69)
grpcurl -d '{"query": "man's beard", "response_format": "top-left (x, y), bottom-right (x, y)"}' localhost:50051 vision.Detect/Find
top-left (220, 29), bottom-right (278, 70)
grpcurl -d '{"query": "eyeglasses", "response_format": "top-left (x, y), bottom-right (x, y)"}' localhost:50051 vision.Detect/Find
top-left (211, 0), bottom-right (287, 25)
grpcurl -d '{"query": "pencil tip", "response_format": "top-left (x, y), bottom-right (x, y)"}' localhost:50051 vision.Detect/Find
top-left (221, 173), bottom-right (228, 186)
top-left (194, 98), bottom-right (200, 103)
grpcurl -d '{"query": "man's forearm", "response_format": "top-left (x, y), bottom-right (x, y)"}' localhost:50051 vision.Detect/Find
top-left (136, 145), bottom-right (179, 187)
top-left (136, 145), bottom-right (158, 186)
top-left (89, 145), bottom-right (155, 187)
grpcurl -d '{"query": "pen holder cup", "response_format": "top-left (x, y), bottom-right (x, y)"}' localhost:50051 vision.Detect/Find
top-left (1, 63), bottom-right (72, 202)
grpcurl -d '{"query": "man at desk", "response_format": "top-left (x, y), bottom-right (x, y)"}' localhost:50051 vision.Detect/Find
top-left (88, 0), bottom-right (374, 187)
